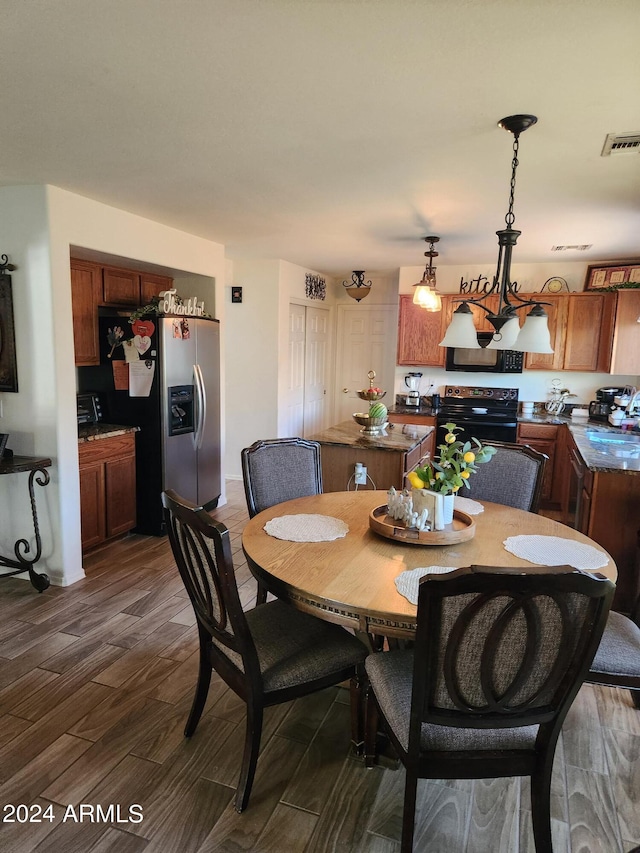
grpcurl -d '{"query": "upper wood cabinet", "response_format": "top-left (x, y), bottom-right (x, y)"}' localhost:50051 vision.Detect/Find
top-left (140, 272), bottom-right (173, 304)
top-left (71, 258), bottom-right (173, 365)
top-left (562, 292), bottom-right (616, 372)
top-left (103, 266), bottom-right (173, 307)
top-left (397, 294), bottom-right (447, 366)
top-left (609, 289), bottom-right (640, 375)
top-left (71, 260), bottom-right (103, 366)
top-left (524, 291), bottom-right (616, 373)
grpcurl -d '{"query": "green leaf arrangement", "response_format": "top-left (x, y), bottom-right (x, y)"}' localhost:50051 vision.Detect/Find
top-left (409, 422), bottom-right (497, 495)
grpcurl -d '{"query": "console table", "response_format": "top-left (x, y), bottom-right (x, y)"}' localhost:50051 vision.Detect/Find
top-left (0, 454), bottom-right (52, 592)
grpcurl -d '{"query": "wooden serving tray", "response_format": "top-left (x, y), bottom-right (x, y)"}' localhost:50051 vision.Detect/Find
top-left (369, 504), bottom-right (475, 545)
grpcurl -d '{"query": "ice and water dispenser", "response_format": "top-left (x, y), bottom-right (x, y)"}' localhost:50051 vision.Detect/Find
top-left (168, 385), bottom-right (195, 436)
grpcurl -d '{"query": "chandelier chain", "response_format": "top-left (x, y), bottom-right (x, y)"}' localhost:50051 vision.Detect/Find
top-left (505, 133), bottom-right (520, 228)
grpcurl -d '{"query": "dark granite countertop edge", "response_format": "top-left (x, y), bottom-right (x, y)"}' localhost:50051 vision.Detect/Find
top-left (78, 424), bottom-right (140, 444)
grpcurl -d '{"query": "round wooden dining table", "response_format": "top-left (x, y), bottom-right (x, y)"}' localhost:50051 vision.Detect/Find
top-left (241, 490), bottom-right (617, 640)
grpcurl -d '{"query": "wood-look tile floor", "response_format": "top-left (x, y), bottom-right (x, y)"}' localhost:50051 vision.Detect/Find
top-left (0, 480), bottom-right (638, 852)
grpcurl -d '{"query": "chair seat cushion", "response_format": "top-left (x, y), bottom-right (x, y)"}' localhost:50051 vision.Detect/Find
top-left (365, 650), bottom-right (538, 753)
top-left (590, 610), bottom-right (640, 679)
top-left (245, 600), bottom-right (368, 692)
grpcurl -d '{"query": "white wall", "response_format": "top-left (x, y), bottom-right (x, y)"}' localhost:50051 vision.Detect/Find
top-left (0, 185), bottom-right (226, 586)
top-left (394, 261), bottom-right (640, 405)
top-left (225, 259), bottom-right (339, 480)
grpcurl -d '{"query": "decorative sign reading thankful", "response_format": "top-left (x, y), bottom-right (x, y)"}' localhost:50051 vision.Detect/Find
top-left (158, 289), bottom-right (206, 317)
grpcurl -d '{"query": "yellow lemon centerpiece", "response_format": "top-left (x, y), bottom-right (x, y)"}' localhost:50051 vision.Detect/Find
top-left (410, 423), bottom-right (497, 496)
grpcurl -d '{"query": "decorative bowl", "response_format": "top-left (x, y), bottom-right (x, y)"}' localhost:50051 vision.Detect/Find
top-left (353, 413), bottom-right (389, 434)
top-left (356, 389), bottom-right (387, 402)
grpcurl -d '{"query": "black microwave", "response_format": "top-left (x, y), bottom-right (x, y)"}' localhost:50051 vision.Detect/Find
top-left (445, 333), bottom-right (524, 373)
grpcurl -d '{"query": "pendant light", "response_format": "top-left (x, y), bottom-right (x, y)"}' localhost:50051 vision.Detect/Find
top-left (343, 271), bottom-right (372, 302)
top-left (439, 115), bottom-right (553, 353)
top-left (412, 236), bottom-right (442, 311)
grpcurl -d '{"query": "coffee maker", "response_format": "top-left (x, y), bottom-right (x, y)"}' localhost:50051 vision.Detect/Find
top-left (404, 372), bottom-right (422, 406)
top-left (588, 386), bottom-right (625, 422)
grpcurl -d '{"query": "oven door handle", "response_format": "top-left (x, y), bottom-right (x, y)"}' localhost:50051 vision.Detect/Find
top-left (438, 419), bottom-right (518, 429)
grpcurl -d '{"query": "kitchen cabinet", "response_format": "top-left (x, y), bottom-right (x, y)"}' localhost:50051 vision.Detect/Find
top-left (562, 292), bottom-right (616, 372)
top-left (560, 425), bottom-right (640, 612)
top-left (79, 433), bottom-right (136, 551)
top-left (103, 266), bottom-right (173, 307)
top-left (71, 257), bottom-right (173, 366)
top-left (516, 422), bottom-right (560, 506)
top-left (310, 420), bottom-right (434, 492)
top-left (71, 259), bottom-right (103, 366)
top-left (397, 295), bottom-right (447, 366)
top-left (609, 289), bottom-right (640, 375)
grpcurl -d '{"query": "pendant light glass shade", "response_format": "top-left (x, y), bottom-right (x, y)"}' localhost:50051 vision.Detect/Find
top-left (511, 311), bottom-right (553, 353)
top-left (413, 283), bottom-right (442, 311)
top-left (439, 305), bottom-right (481, 348)
top-left (485, 316), bottom-right (521, 349)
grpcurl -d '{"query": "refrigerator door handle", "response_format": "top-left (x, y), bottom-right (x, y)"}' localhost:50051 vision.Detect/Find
top-left (193, 363), bottom-right (207, 450)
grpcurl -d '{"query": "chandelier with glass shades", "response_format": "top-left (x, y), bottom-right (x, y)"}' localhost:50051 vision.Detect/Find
top-left (412, 236), bottom-right (442, 311)
top-left (439, 115), bottom-right (553, 353)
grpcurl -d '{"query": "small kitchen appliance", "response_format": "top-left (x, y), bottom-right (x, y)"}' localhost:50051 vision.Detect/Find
top-left (588, 386), bottom-right (625, 422)
top-left (76, 392), bottom-right (103, 426)
top-left (404, 372), bottom-right (422, 406)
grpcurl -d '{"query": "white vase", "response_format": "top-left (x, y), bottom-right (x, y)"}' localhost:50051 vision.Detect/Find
top-left (442, 493), bottom-right (455, 526)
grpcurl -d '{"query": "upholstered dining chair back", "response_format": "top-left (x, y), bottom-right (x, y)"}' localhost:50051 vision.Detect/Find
top-left (162, 488), bottom-right (367, 814)
top-left (364, 564), bottom-right (614, 853)
top-left (241, 437), bottom-right (323, 518)
top-left (466, 441), bottom-right (548, 512)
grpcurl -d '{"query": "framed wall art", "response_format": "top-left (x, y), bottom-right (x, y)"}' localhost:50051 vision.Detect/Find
top-left (0, 259), bottom-right (19, 393)
top-left (584, 260), bottom-right (640, 291)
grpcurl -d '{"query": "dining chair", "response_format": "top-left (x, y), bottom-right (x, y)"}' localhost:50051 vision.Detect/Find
top-left (364, 564), bottom-right (614, 853)
top-left (241, 437), bottom-right (323, 603)
top-left (466, 441), bottom-right (548, 512)
top-left (162, 489), bottom-right (368, 813)
top-left (588, 590), bottom-right (640, 709)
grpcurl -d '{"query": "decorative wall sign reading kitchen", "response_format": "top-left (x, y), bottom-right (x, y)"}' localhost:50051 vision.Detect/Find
top-left (459, 274), bottom-right (521, 295)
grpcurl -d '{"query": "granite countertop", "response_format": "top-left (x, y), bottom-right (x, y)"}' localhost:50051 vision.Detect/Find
top-left (518, 412), bottom-right (640, 473)
top-left (78, 423), bottom-right (140, 443)
top-left (309, 420), bottom-right (433, 451)
top-left (388, 405), bottom-right (437, 417)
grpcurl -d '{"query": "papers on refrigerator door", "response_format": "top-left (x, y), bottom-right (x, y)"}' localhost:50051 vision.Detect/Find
top-left (129, 360), bottom-right (155, 397)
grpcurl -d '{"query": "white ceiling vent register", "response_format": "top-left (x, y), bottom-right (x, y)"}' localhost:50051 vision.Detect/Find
top-left (601, 132), bottom-right (640, 156)
top-left (551, 245), bottom-right (592, 251)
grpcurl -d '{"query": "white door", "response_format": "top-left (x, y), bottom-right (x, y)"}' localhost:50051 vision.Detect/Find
top-left (284, 303), bottom-right (330, 437)
top-left (303, 306), bottom-right (330, 436)
top-left (335, 304), bottom-right (397, 423)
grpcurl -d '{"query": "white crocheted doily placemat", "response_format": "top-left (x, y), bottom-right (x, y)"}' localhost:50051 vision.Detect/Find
top-left (503, 535), bottom-right (609, 570)
top-left (395, 565), bottom-right (458, 605)
top-left (454, 496), bottom-right (484, 515)
top-left (264, 514), bottom-right (349, 542)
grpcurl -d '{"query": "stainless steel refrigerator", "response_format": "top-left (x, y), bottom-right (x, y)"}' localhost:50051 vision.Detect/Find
top-left (80, 314), bottom-right (221, 535)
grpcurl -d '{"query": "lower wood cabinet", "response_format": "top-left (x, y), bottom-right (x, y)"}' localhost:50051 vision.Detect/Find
top-left (79, 433), bottom-right (136, 551)
top-left (516, 422), bottom-right (560, 506)
top-left (318, 429), bottom-right (434, 492)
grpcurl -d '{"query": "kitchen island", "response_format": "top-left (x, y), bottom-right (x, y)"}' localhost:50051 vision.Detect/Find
top-left (308, 420), bottom-right (434, 493)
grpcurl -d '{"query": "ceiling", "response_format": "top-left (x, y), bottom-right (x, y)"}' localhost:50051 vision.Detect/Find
top-left (2, 0), bottom-right (640, 275)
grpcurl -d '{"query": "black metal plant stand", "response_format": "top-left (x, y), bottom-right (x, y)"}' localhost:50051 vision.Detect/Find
top-left (0, 455), bottom-right (52, 592)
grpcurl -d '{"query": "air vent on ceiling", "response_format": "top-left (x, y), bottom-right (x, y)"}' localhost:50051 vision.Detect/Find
top-left (601, 132), bottom-right (640, 156)
top-left (551, 245), bottom-right (592, 252)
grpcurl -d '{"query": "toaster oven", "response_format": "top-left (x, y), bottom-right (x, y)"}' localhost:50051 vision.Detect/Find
top-left (77, 392), bottom-right (103, 425)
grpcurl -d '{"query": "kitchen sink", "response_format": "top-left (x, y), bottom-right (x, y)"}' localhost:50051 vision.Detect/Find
top-left (585, 431), bottom-right (640, 448)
